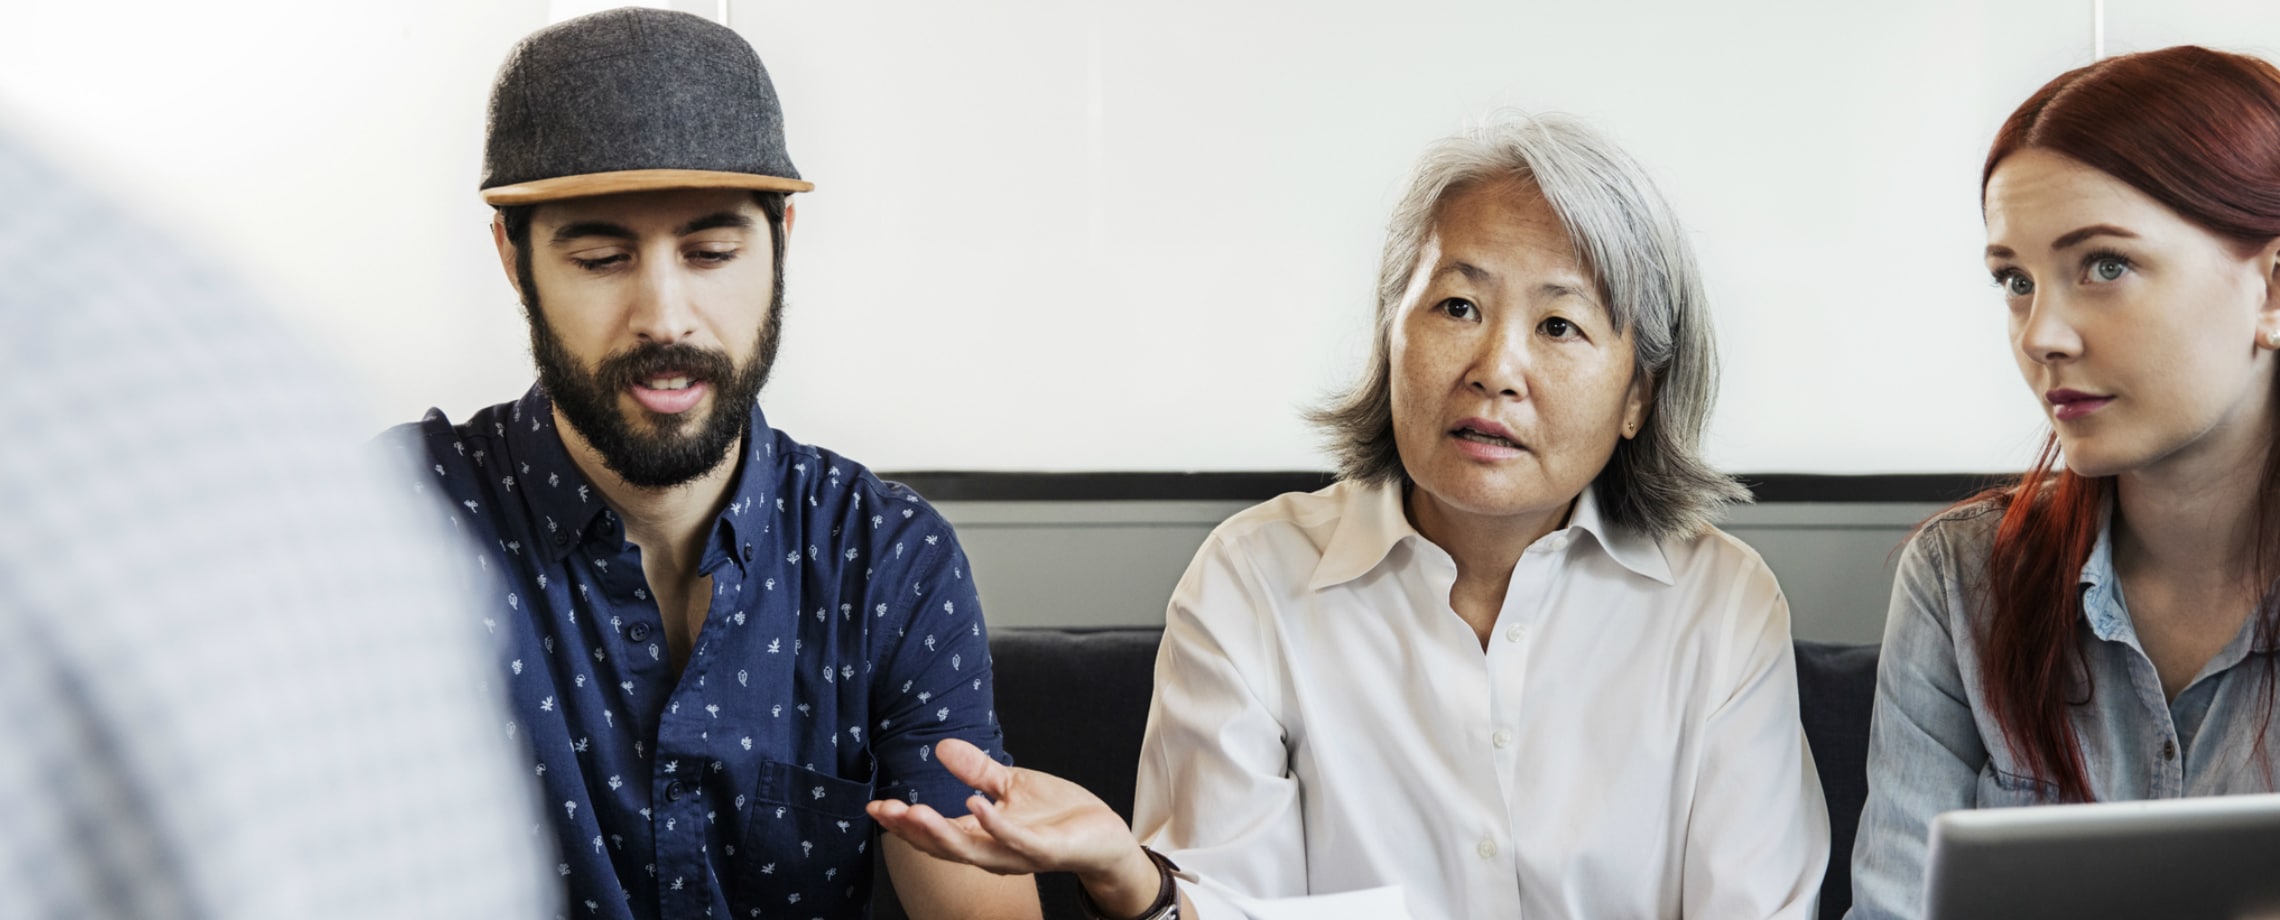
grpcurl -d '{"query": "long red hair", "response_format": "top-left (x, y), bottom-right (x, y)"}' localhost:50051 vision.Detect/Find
top-left (1974, 45), bottom-right (2280, 803)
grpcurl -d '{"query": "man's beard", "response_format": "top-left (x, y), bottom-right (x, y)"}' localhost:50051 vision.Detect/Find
top-left (525, 292), bottom-right (782, 491)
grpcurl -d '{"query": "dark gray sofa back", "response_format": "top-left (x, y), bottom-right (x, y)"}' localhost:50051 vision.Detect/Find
top-left (875, 629), bottom-right (1878, 920)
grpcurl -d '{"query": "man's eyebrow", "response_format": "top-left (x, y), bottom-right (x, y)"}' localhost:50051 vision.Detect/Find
top-left (550, 221), bottom-right (636, 245)
top-left (678, 212), bottom-right (754, 236)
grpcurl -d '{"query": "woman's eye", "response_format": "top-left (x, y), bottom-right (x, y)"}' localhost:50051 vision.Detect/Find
top-left (1438, 298), bottom-right (1479, 321)
top-left (1995, 271), bottom-right (2033, 298)
top-left (1541, 317), bottom-right (1579, 339)
top-left (2086, 255), bottom-right (2129, 283)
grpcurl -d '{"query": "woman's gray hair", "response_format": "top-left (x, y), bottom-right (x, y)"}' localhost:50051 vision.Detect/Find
top-left (1310, 110), bottom-right (1746, 540)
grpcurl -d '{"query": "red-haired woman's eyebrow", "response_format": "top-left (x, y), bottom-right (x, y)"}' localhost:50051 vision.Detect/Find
top-left (2049, 224), bottom-right (2139, 251)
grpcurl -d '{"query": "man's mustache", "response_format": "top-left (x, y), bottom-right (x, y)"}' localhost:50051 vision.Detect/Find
top-left (594, 343), bottom-right (736, 390)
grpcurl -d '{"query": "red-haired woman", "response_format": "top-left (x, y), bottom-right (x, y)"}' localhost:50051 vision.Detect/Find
top-left (1849, 45), bottom-right (2280, 919)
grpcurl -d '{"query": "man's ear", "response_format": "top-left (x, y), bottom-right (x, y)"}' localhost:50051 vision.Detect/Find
top-left (492, 212), bottom-right (524, 301)
top-left (782, 200), bottom-right (797, 240)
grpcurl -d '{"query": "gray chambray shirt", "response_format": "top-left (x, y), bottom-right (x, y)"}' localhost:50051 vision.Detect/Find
top-left (1846, 499), bottom-right (2280, 920)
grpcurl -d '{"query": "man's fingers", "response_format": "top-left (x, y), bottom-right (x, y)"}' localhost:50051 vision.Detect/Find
top-left (934, 738), bottom-right (1015, 797)
top-left (872, 803), bottom-right (977, 858)
top-left (966, 794), bottom-right (1055, 864)
top-left (869, 799), bottom-right (1035, 875)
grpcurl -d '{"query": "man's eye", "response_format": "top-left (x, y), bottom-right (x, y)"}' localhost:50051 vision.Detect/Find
top-left (690, 248), bottom-right (739, 265)
top-left (571, 254), bottom-right (627, 271)
top-left (1438, 298), bottom-right (1479, 320)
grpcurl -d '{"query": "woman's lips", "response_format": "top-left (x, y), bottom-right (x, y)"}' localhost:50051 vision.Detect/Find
top-left (2046, 389), bottom-right (2114, 422)
top-left (1449, 420), bottom-right (1524, 461)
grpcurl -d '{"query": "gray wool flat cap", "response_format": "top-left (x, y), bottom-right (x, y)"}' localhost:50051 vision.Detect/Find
top-left (480, 7), bottom-right (812, 205)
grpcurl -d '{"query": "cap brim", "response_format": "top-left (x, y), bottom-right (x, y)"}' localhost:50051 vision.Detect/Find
top-left (482, 168), bottom-right (814, 205)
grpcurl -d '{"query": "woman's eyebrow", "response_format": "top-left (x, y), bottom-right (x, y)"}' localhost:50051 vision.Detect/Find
top-left (2049, 223), bottom-right (2138, 251)
top-left (1987, 223), bottom-right (2141, 260)
top-left (1432, 261), bottom-right (1496, 287)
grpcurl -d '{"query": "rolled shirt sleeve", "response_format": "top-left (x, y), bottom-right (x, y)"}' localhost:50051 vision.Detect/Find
top-left (867, 509), bottom-right (1010, 817)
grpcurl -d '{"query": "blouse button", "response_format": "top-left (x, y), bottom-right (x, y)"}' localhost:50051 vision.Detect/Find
top-left (1476, 838), bottom-right (1499, 860)
top-left (666, 781), bottom-right (687, 802)
top-left (1505, 624), bottom-right (1526, 643)
top-left (627, 622), bottom-right (652, 642)
top-left (743, 543), bottom-right (756, 562)
top-left (2162, 739), bottom-right (2177, 761)
top-left (1492, 729), bottom-right (1515, 750)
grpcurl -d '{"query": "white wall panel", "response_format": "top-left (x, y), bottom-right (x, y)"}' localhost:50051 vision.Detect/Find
top-left (2107, 0), bottom-right (2280, 59)
top-left (746, 0), bottom-right (2090, 472)
top-left (19, 1), bottom-right (2241, 476)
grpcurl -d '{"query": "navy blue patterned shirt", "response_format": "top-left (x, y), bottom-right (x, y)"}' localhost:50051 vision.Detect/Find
top-left (381, 385), bottom-right (1007, 920)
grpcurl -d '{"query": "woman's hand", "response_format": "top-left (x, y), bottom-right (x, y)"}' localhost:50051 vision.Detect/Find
top-left (867, 738), bottom-right (1164, 917)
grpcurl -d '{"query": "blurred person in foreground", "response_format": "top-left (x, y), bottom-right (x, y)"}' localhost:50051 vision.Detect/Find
top-left (1849, 45), bottom-right (2280, 920)
top-left (869, 112), bottom-right (1829, 920)
top-left (0, 126), bottom-right (554, 916)
top-left (376, 9), bottom-right (1039, 918)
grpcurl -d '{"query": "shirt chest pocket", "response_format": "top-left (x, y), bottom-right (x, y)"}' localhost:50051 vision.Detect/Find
top-left (735, 760), bottom-right (879, 903)
top-left (754, 759), bottom-right (876, 820)
top-left (1975, 762), bottom-right (2061, 808)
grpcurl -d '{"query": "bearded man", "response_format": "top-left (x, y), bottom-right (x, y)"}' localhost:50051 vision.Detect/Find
top-left (380, 10), bottom-right (1038, 919)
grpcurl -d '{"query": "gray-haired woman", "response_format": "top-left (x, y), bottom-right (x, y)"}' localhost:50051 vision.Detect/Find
top-left (869, 112), bottom-right (1830, 920)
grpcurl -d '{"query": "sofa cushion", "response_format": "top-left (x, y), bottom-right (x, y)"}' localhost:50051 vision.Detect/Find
top-left (1795, 639), bottom-right (1880, 920)
top-left (875, 629), bottom-right (1880, 920)
top-left (871, 628), bottom-right (1161, 919)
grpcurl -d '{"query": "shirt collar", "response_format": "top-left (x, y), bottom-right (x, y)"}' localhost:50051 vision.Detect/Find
top-left (1570, 484), bottom-right (1675, 586)
top-left (2077, 492), bottom-right (2278, 654)
top-left (1308, 479), bottom-right (1673, 591)
top-left (514, 383), bottom-right (770, 576)
top-left (2076, 496), bottom-right (2130, 644)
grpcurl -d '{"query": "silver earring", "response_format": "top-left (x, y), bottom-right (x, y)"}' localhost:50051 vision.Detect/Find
top-left (2268, 330), bottom-right (2280, 349)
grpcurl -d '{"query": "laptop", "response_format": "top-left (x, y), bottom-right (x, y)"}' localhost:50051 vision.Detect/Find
top-left (1924, 792), bottom-right (2280, 920)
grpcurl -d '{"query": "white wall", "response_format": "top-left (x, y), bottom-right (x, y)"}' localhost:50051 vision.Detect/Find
top-left (4, 2), bottom-right (2272, 473)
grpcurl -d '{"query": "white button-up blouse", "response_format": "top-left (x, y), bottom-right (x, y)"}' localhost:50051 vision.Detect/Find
top-left (1132, 479), bottom-right (1828, 919)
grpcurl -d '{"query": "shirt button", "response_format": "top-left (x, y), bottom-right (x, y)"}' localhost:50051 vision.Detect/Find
top-left (1493, 729), bottom-right (1515, 749)
top-left (742, 543), bottom-right (755, 562)
top-left (627, 622), bottom-right (651, 642)
top-left (1505, 624), bottom-right (1526, 643)
top-left (1476, 838), bottom-right (1499, 860)
top-left (666, 781), bottom-right (686, 802)
top-left (2162, 739), bottom-right (2177, 761)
